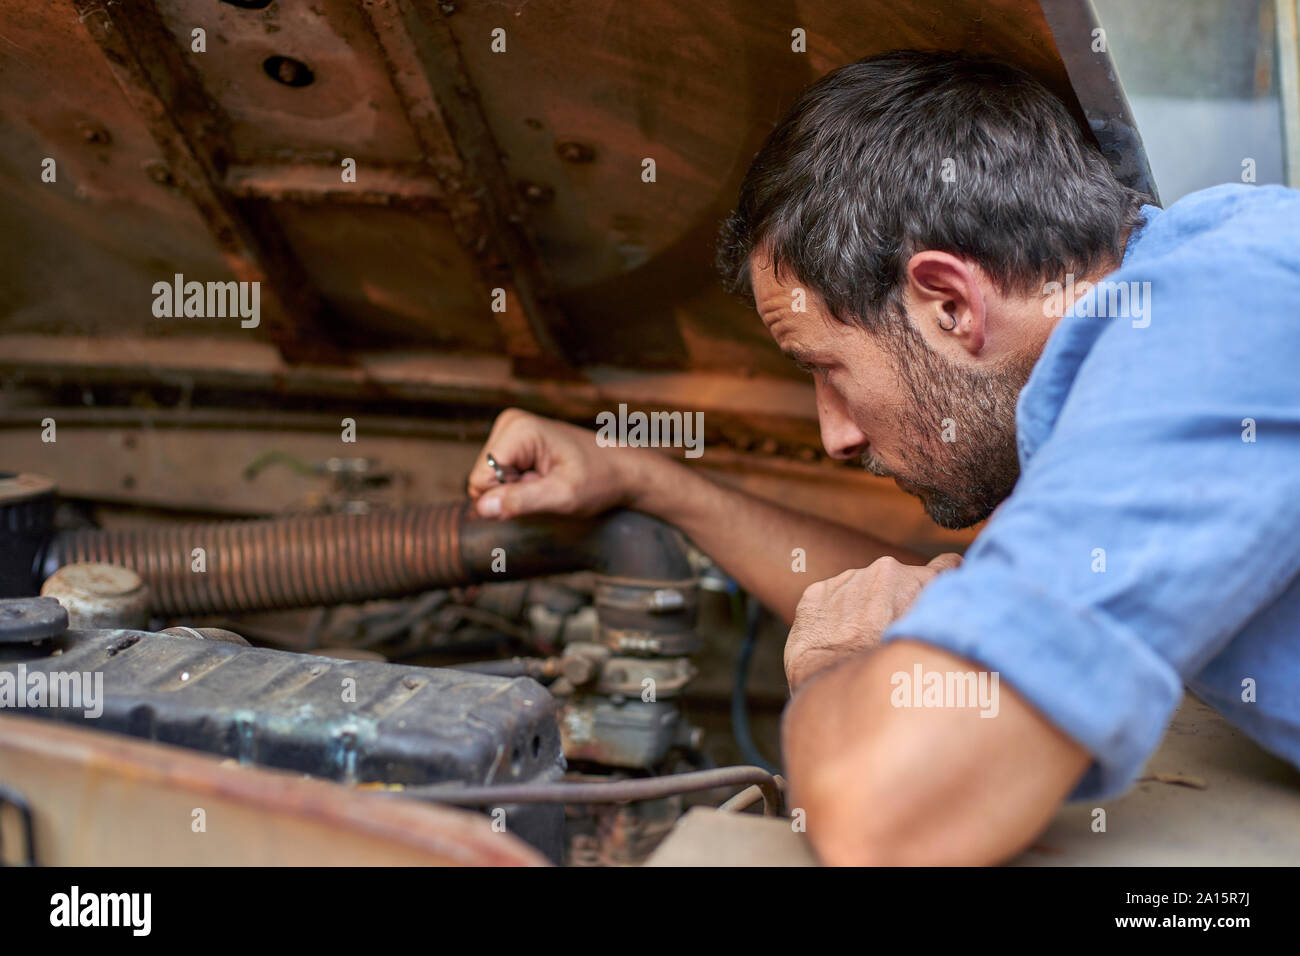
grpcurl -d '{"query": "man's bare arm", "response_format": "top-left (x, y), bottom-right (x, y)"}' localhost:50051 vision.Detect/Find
top-left (629, 452), bottom-right (924, 623)
top-left (467, 409), bottom-right (922, 623)
top-left (782, 639), bottom-right (1091, 865)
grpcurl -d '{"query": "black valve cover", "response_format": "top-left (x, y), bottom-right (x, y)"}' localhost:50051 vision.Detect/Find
top-left (0, 626), bottom-right (565, 860)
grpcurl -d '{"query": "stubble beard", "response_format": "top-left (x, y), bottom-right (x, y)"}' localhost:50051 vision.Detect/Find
top-left (863, 315), bottom-right (1037, 530)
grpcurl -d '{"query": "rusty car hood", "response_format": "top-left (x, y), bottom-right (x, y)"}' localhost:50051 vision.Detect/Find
top-left (0, 0), bottom-right (1151, 480)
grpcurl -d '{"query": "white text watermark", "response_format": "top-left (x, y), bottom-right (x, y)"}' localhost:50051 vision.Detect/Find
top-left (595, 403), bottom-right (704, 459)
top-left (0, 665), bottom-right (103, 718)
top-left (890, 664), bottom-right (1000, 718)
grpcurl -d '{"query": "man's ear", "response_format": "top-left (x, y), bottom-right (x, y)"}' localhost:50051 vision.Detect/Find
top-left (905, 251), bottom-right (986, 355)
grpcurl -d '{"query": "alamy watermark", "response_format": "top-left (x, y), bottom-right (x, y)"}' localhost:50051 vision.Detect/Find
top-left (50, 886), bottom-right (150, 936)
top-left (152, 273), bottom-right (260, 328)
top-left (595, 403), bottom-right (704, 459)
top-left (890, 664), bottom-right (1000, 718)
top-left (1042, 273), bottom-right (1151, 328)
top-left (0, 665), bottom-right (103, 718)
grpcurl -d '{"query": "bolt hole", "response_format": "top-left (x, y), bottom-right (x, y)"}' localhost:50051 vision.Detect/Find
top-left (221, 0), bottom-right (273, 9)
top-left (531, 735), bottom-right (541, 759)
top-left (263, 55), bottom-right (314, 88)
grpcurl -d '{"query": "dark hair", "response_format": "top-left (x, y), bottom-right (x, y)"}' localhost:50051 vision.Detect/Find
top-left (717, 50), bottom-right (1148, 331)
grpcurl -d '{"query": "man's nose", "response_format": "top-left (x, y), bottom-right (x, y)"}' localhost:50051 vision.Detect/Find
top-left (816, 380), bottom-right (868, 460)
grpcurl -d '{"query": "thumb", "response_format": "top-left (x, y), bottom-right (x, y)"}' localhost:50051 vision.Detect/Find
top-left (926, 551), bottom-right (963, 572)
top-left (475, 474), bottom-right (575, 518)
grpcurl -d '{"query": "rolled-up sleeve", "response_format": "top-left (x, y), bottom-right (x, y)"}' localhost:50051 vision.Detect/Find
top-left (882, 204), bottom-right (1300, 799)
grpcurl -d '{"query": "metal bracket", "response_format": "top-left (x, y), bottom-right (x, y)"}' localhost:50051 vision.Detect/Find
top-left (1040, 0), bottom-right (1161, 203)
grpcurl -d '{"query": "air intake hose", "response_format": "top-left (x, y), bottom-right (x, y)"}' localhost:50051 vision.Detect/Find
top-left (46, 504), bottom-right (692, 617)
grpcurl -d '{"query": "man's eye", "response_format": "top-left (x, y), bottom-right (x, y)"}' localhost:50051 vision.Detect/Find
top-left (803, 364), bottom-right (830, 380)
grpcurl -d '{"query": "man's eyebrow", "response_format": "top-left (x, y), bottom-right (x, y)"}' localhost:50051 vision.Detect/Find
top-left (781, 346), bottom-right (814, 365)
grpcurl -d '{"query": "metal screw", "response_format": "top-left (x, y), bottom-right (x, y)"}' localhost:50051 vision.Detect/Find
top-left (77, 121), bottom-right (111, 145)
top-left (144, 161), bottom-right (176, 187)
top-left (556, 141), bottom-right (596, 163)
top-left (518, 180), bottom-right (555, 205)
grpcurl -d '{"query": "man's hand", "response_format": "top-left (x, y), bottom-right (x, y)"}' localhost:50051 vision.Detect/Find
top-left (784, 553), bottom-right (962, 693)
top-left (467, 408), bottom-right (649, 519)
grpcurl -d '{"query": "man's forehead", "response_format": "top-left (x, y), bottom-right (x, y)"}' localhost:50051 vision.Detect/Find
top-left (751, 255), bottom-right (808, 326)
top-left (749, 252), bottom-right (790, 301)
top-left (749, 255), bottom-right (833, 348)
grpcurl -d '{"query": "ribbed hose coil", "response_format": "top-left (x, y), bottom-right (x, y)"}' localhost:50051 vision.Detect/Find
top-left (51, 503), bottom-right (470, 617)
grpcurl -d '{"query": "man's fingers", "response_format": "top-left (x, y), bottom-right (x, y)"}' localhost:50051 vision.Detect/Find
top-left (926, 551), bottom-right (963, 572)
top-left (468, 449), bottom-right (532, 497)
top-left (466, 416), bottom-right (540, 498)
top-left (466, 455), bottom-right (502, 498)
top-left (475, 472), bottom-right (576, 519)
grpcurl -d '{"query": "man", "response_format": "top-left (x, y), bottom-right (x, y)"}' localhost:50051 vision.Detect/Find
top-left (466, 51), bottom-right (1300, 864)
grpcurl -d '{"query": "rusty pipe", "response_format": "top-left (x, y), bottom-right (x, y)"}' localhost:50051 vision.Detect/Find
top-left (44, 504), bottom-right (692, 617)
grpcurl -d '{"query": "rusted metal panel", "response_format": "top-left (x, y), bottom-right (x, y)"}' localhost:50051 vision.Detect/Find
top-left (224, 161), bottom-right (447, 204)
top-left (0, 0), bottom-right (1149, 390)
top-left (66, 0), bottom-right (348, 364)
top-left (361, 0), bottom-right (578, 376)
top-left (0, 712), bottom-right (548, 865)
top-left (0, 333), bottom-right (825, 444)
top-left (266, 202), bottom-right (508, 351)
top-left (0, 1), bottom-right (237, 337)
top-left (437, 0), bottom-right (1102, 371)
top-left (151, 0), bottom-right (427, 162)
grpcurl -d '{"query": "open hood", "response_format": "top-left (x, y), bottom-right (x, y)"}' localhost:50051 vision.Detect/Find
top-left (0, 0), bottom-right (1153, 552)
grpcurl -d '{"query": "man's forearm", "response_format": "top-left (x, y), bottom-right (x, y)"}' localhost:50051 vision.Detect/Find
top-left (620, 451), bottom-right (923, 623)
top-left (782, 640), bottom-right (1090, 865)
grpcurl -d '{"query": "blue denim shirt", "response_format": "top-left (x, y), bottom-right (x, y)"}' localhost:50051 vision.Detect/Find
top-left (881, 183), bottom-right (1300, 799)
